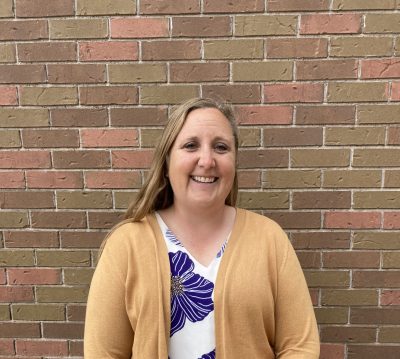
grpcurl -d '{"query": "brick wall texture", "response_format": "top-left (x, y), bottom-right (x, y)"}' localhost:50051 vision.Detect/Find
top-left (1, 0), bottom-right (400, 358)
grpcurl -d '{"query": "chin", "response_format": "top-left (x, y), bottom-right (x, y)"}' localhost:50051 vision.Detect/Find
top-left (191, 197), bottom-right (225, 209)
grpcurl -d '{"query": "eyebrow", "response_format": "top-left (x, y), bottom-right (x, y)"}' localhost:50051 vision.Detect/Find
top-left (181, 135), bottom-right (233, 143)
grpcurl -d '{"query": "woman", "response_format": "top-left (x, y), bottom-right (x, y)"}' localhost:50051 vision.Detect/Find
top-left (84, 98), bottom-right (320, 358)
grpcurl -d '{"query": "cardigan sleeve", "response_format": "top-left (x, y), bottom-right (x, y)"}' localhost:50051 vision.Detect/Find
top-left (84, 229), bottom-right (134, 358)
top-left (274, 233), bottom-right (320, 359)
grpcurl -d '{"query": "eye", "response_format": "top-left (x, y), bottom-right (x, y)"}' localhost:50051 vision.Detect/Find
top-left (215, 143), bottom-right (229, 153)
top-left (183, 142), bottom-right (198, 151)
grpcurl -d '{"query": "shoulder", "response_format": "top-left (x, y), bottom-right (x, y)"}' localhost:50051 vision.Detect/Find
top-left (235, 208), bottom-right (294, 269)
top-left (101, 216), bottom-right (156, 253)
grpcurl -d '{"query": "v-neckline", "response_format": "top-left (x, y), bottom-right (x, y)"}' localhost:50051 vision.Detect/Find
top-left (155, 211), bottom-right (232, 269)
top-left (145, 208), bottom-right (246, 350)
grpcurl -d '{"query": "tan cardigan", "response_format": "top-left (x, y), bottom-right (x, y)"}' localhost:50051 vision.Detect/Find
top-left (84, 208), bottom-right (320, 358)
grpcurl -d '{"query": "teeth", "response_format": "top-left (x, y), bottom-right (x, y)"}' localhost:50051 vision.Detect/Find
top-left (192, 176), bottom-right (216, 183)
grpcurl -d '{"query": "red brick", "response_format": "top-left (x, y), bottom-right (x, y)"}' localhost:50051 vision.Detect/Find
top-left (4, 231), bottom-right (59, 248)
top-left (300, 14), bottom-right (361, 34)
top-left (296, 105), bottom-right (355, 125)
top-left (22, 129), bottom-right (79, 148)
top-left (70, 340), bottom-right (83, 356)
top-left (111, 18), bottom-right (169, 38)
top-left (235, 105), bottom-right (293, 125)
top-left (8, 268), bottom-right (61, 285)
top-left (88, 211), bottom-right (125, 229)
top-left (320, 343), bottom-right (345, 359)
top-left (0, 20), bottom-right (48, 41)
top-left (268, 0), bottom-right (329, 11)
top-left (323, 251), bottom-right (380, 268)
top-left (110, 107), bottom-right (167, 126)
top-left (293, 191), bottom-right (351, 209)
top-left (361, 58), bottom-right (400, 79)
top-left (0, 339), bottom-right (14, 355)
top-left (43, 322), bottom-right (84, 339)
top-left (264, 83), bottom-right (324, 103)
top-left (381, 290), bottom-right (400, 305)
top-left (203, 84), bottom-right (261, 104)
top-left (85, 171), bottom-right (141, 189)
top-left (112, 149), bottom-right (154, 169)
top-left (67, 304), bottom-right (87, 321)
top-left (80, 86), bottom-right (138, 105)
top-left (140, 0), bottom-right (199, 14)
top-left (353, 271), bottom-right (400, 288)
top-left (53, 150), bottom-right (110, 169)
top-left (204, 0), bottom-right (264, 13)
top-left (51, 108), bottom-right (108, 127)
top-left (0, 151), bottom-right (50, 169)
top-left (321, 326), bottom-right (376, 343)
top-left (47, 64), bottom-right (106, 84)
top-left (351, 308), bottom-right (400, 325)
top-left (16, 0), bottom-right (74, 17)
top-left (0, 269), bottom-right (5, 284)
top-left (61, 232), bottom-right (104, 248)
top-left (296, 251), bottom-right (321, 268)
top-left (0, 86), bottom-right (17, 105)
top-left (0, 323), bottom-right (39, 338)
top-left (388, 126), bottom-right (400, 144)
top-left (0, 172), bottom-right (25, 189)
top-left (0, 64), bottom-right (46, 84)
top-left (296, 59), bottom-right (357, 80)
top-left (142, 40), bottom-right (201, 61)
top-left (31, 211), bottom-right (87, 229)
top-left (0, 286), bottom-right (34, 302)
top-left (238, 149), bottom-right (288, 168)
top-left (18, 42), bottom-right (77, 62)
top-left (0, 191), bottom-right (54, 209)
top-left (384, 212), bottom-right (400, 229)
top-left (348, 345), bottom-right (400, 359)
top-left (237, 170), bottom-right (261, 188)
top-left (325, 211), bottom-right (381, 229)
top-left (391, 82), bottom-right (400, 101)
top-left (16, 340), bottom-right (68, 356)
top-left (26, 171), bottom-right (83, 189)
top-left (291, 232), bottom-right (350, 249)
top-left (81, 129), bottom-right (138, 148)
top-left (172, 16), bottom-right (231, 37)
top-left (79, 41), bottom-right (138, 61)
top-left (267, 38), bottom-right (328, 58)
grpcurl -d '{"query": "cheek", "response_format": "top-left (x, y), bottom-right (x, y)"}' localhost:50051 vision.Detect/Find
top-left (224, 156), bottom-right (236, 176)
top-left (167, 154), bottom-right (193, 180)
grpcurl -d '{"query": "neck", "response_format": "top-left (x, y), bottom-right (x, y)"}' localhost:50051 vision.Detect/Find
top-left (169, 202), bottom-right (229, 229)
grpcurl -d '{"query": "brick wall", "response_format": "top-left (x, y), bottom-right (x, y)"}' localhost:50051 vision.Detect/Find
top-left (1, 0), bottom-right (400, 358)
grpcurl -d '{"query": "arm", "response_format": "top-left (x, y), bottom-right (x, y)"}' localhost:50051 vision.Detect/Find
top-left (84, 230), bottom-right (134, 358)
top-left (274, 236), bottom-right (320, 358)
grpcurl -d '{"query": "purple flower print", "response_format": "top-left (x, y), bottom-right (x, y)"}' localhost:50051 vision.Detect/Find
top-left (169, 251), bottom-right (214, 336)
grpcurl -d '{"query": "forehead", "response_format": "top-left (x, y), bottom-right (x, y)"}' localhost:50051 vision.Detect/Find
top-left (176, 107), bottom-right (234, 139)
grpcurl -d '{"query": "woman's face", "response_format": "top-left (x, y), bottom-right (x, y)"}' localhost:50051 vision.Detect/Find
top-left (167, 107), bottom-right (236, 212)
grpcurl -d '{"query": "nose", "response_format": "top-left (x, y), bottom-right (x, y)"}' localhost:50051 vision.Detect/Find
top-left (198, 147), bottom-right (215, 168)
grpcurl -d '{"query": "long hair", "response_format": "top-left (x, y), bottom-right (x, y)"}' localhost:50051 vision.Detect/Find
top-left (126, 97), bottom-right (239, 222)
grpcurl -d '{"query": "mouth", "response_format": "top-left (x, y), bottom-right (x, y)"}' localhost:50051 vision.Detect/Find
top-left (191, 176), bottom-right (218, 184)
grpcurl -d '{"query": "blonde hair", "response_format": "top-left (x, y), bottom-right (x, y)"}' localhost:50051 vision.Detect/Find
top-left (126, 97), bottom-right (239, 222)
top-left (97, 98), bottom-right (239, 257)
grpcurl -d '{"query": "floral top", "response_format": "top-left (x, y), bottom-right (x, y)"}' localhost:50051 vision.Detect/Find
top-left (156, 213), bottom-right (229, 359)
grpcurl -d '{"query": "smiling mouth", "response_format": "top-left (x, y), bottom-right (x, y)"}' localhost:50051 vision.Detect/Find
top-left (191, 176), bottom-right (218, 183)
